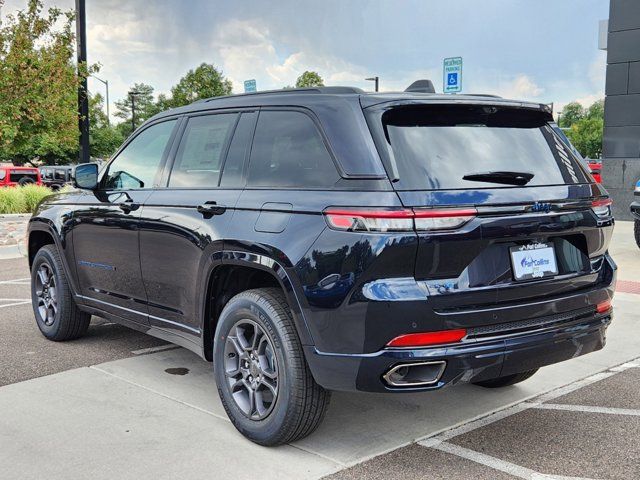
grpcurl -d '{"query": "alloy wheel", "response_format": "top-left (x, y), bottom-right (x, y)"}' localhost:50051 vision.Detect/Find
top-left (223, 319), bottom-right (279, 420)
top-left (34, 263), bottom-right (58, 326)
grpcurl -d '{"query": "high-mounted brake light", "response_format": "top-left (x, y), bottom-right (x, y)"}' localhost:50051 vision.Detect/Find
top-left (323, 207), bottom-right (477, 232)
top-left (387, 329), bottom-right (467, 348)
top-left (591, 198), bottom-right (612, 219)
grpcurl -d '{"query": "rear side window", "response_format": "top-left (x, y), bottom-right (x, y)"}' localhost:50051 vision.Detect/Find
top-left (169, 114), bottom-right (237, 188)
top-left (375, 105), bottom-right (589, 190)
top-left (247, 110), bottom-right (339, 188)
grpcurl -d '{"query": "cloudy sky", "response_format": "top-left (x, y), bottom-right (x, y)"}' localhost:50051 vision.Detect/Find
top-left (3, 0), bottom-right (609, 120)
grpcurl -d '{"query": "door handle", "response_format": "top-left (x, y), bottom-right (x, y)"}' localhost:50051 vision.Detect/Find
top-left (197, 201), bottom-right (227, 217)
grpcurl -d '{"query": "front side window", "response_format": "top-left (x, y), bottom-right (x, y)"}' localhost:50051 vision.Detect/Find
top-left (247, 110), bottom-right (339, 188)
top-left (168, 114), bottom-right (237, 188)
top-left (103, 119), bottom-right (177, 190)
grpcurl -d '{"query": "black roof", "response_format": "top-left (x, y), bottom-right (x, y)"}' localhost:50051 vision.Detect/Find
top-left (151, 86), bottom-right (550, 121)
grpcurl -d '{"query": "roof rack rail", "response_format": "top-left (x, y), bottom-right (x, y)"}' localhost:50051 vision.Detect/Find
top-left (203, 86), bottom-right (365, 103)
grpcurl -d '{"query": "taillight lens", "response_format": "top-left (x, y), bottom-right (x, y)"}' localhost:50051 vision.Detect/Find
top-left (591, 198), bottom-right (612, 218)
top-left (596, 299), bottom-right (612, 314)
top-left (324, 208), bottom-right (414, 232)
top-left (414, 208), bottom-right (477, 231)
top-left (635, 180), bottom-right (640, 193)
top-left (324, 207), bottom-right (477, 232)
top-left (387, 329), bottom-right (467, 347)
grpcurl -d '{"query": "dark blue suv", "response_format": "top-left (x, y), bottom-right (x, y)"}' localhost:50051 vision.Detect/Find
top-left (27, 85), bottom-right (616, 445)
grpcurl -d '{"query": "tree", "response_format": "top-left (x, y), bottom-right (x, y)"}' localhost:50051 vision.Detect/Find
top-left (89, 93), bottom-right (123, 159)
top-left (558, 102), bottom-right (584, 129)
top-left (167, 63), bottom-right (232, 108)
top-left (114, 83), bottom-right (157, 136)
top-left (0, 0), bottom-right (93, 165)
top-left (295, 71), bottom-right (324, 88)
top-left (564, 99), bottom-right (604, 159)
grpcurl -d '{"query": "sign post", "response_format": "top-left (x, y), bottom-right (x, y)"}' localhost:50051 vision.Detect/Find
top-left (443, 57), bottom-right (463, 94)
top-left (244, 79), bottom-right (257, 93)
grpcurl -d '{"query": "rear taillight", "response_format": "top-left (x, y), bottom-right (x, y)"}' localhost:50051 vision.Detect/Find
top-left (324, 208), bottom-right (414, 232)
top-left (387, 329), bottom-right (467, 347)
top-left (324, 207), bottom-right (476, 232)
top-left (591, 198), bottom-right (612, 218)
top-left (413, 208), bottom-right (477, 231)
top-left (635, 180), bottom-right (640, 193)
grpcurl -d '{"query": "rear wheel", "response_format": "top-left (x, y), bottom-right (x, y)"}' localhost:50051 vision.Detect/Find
top-left (473, 369), bottom-right (538, 388)
top-left (635, 220), bottom-right (640, 249)
top-left (213, 288), bottom-right (330, 446)
top-left (31, 245), bottom-right (91, 341)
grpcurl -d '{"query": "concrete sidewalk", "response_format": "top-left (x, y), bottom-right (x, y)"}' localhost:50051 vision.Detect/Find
top-left (0, 222), bottom-right (638, 479)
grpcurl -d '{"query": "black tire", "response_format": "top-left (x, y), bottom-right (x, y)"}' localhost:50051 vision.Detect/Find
top-left (635, 220), bottom-right (640, 249)
top-left (213, 287), bottom-right (330, 446)
top-left (473, 369), bottom-right (538, 388)
top-left (31, 244), bottom-right (91, 341)
top-left (18, 177), bottom-right (35, 186)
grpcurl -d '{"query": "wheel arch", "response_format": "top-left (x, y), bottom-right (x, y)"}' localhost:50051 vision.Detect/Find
top-left (201, 251), bottom-right (314, 361)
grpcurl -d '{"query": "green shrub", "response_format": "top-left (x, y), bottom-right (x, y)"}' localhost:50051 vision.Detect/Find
top-left (0, 185), bottom-right (53, 214)
top-left (22, 184), bottom-right (54, 213)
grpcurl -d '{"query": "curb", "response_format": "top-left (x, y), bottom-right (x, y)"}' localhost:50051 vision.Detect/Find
top-left (0, 213), bottom-right (32, 221)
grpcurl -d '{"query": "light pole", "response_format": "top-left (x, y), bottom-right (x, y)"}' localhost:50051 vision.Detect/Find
top-left (91, 75), bottom-right (110, 126)
top-left (129, 90), bottom-right (141, 133)
top-left (365, 76), bottom-right (379, 92)
top-left (75, 0), bottom-right (90, 164)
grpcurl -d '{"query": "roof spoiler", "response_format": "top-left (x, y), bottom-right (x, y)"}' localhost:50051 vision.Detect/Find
top-left (405, 80), bottom-right (436, 94)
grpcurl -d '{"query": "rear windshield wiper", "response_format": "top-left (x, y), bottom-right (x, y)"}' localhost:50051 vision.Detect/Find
top-left (462, 171), bottom-right (534, 186)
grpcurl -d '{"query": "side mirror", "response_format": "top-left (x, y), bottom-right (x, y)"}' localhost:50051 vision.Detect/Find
top-left (74, 163), bottom-right (99, 190)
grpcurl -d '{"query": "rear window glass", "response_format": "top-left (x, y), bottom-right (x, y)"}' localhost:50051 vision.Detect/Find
top-left (376, 105), bottom-right (589, 190)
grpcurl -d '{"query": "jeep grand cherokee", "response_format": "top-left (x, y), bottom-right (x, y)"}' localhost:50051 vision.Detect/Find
top-left (27, 84), bottom-right (615, 445)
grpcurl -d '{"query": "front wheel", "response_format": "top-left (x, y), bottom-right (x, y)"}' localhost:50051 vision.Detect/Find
top-left (635, 220), bottom-right (640, 249)
top-left (31, 245), bottom-right (91, 341)
top-left (213, 288), bottom-right (330, 446)
top-left (473, 369), bottom-right (538, 388)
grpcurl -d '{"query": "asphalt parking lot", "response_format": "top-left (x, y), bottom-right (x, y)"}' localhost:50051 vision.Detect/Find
top-left (1, 222), bottom-right (639, 479)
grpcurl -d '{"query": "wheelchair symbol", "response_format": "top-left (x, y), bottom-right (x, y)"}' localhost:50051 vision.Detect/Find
top-left (447, 73), bottom-right (458, 85)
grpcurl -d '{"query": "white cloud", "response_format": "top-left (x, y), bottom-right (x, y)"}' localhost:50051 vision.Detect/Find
top-left (212, 19), bottom-right (368, 91)
top-left (475, 73), bottom-right (545, 100)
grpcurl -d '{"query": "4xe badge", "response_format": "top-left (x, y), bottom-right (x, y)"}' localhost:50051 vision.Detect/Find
top-left (531, 202), bottom-right (552, 213)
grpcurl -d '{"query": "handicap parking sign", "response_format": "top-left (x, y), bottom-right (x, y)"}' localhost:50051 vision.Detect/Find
top-left (443, 57), bottom-right (462, 93)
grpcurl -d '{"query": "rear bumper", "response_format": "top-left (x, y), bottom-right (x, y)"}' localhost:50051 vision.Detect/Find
top-left (306, 311), bottom-right (611, 392)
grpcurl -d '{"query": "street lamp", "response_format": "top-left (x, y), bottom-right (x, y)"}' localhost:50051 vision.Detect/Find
top-left (91, 75), bottom-right (110, 126)
top-left (128, 90), bottom-right (141, 132)
top-left (365, 76), bottom-right (379, 92)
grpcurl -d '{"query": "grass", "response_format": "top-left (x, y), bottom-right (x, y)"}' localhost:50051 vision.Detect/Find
top-left (0, 185), bottom-right (54, 214)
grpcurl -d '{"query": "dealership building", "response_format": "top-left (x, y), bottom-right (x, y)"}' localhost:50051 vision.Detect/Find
top-left (602, 0), bottom-right (640, 219)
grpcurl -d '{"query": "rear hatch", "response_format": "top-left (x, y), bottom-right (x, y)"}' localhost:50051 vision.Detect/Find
top-left (365, 100), bottom-right (613, 326)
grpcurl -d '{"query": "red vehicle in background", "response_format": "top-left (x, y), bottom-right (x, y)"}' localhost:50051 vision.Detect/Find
top-left (586, 158), bottom-right (602, 184)
top-left (0, 165), bottom-right (42, 187)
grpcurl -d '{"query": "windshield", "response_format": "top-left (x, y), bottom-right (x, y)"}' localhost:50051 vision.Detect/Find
top-left (372, 104), bottom-right (589, 190)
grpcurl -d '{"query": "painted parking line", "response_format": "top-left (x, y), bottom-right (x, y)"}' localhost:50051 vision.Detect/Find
top-left (0, 300), bottom-right (30, 308)
top-left (418, 359), bottom-right (640, 480)
top-left (530, 403), bottom-right (640, 417)
top-left (0, 277), bottom-right (30, 285)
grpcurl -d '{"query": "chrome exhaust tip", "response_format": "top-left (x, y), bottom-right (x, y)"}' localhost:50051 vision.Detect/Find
top-left (383, 361), bottom-right (446, 387)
